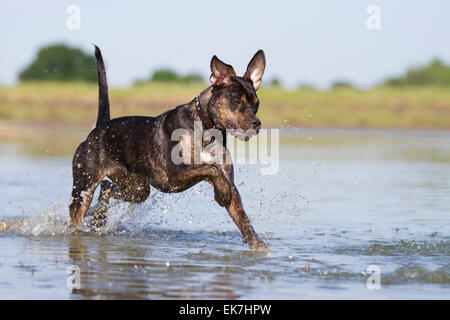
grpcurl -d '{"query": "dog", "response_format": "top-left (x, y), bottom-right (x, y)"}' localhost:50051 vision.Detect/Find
top-left (69, 45), bottom-right (267, 250)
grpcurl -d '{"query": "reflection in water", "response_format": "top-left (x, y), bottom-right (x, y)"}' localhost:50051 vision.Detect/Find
top-left (0, 233), bottom-right (265, 299)
top-left (66, 233), bottom-right (263, 299)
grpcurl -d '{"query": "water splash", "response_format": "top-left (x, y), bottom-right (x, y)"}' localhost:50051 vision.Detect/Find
top-left (0, 181), bottom-right (243, 237)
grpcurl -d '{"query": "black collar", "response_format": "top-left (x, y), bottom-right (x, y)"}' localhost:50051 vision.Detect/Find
top-left (195, 95), bottom-right (215, 129)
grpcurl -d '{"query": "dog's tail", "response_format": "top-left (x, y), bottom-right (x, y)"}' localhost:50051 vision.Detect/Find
top-left (93, 44), bottom-right (110, 127)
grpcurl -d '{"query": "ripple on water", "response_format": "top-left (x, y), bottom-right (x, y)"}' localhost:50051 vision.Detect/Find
top-left (383, 265), bottom-right (449, 285)
top-left (335, 238), bottom-right (449, 256)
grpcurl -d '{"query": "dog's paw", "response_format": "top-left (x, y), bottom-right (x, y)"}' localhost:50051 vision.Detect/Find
top-left (86, 202), bottom-right (108, 231)
top-left (247, 236), bottom-right (269, 253)
top-left (67, 223), bottom-right (81, 234)
top-left (89, 213), bottom-right (108, 229)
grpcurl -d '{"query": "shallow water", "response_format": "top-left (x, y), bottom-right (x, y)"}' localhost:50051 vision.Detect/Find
top-left (0, 128), bottom-right (449, 299)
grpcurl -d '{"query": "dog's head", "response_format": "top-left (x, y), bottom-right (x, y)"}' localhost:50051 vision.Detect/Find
top-left (208, 50), bottom-right (266, 141)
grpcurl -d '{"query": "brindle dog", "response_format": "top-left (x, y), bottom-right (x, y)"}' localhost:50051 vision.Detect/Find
top-left (69, 46), bottom-right (267, 250)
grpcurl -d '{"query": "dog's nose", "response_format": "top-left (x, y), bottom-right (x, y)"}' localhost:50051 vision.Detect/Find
top-left (252, 118), bottom-right (261, 131)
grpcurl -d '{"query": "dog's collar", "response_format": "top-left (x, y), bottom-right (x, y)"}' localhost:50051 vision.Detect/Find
top-left (195, 95), bottom-right (215, 129)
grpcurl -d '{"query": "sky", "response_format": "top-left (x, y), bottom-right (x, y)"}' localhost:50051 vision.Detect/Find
top-left (1, 0), bottom-right (449, 88)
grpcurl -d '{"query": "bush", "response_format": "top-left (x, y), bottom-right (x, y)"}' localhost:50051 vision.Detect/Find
top-left (297, 83), bottom-right (317, 91)
top-left (19, 44), bottom-right (96, 82)
top-left (269, 78), bottom-right (282, 87)
top-left (150, 69), bottom-right (182, 82)
top-left (182, 73), bottom-right (204, 83)
top-left (384, 59), bottom-right (450, 86)
top-left (331, 80), bottom-right (354, 89)
top-left (147, 68), bottom-right (204, 84)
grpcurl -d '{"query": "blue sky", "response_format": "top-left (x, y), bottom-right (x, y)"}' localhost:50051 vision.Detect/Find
top-left (1, 0), bottom-right (449, 88)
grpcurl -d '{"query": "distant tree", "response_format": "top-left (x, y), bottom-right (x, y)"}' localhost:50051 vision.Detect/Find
top-left (331, 80), bottom-right (354, 89)
top-left (384, 58), bottom-right (450, 86)
top-left (297, 82), bottom-right (317, 90)
top-left (19, 44), bottom-right (96, 82)
top-left (147, 68), bottom-right (204, 84)
top-left (150, 68), bottom-right (182, 82)
top-left (181, 73), bottom-right (204, 83)
top-left (269, 77), bottom-right (282, 87)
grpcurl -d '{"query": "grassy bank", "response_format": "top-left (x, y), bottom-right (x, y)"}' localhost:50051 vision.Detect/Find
top-left (1, 82), bottom-right (450, 129)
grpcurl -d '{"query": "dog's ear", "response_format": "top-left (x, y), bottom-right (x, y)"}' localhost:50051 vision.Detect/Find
top-left (244, 50), bottom-right (266, 91)
top-left (210, 55), bottom-right (236, 86)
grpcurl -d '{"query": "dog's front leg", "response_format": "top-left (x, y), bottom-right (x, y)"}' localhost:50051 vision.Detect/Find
top-left (169, 164), bottom-right (232, 206)
top-left (218, 164), bottom-right (268, 252)
top-left (169, 163), bottom-right (267, 251)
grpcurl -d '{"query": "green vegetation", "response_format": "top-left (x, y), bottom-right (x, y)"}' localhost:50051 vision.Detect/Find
top-left (19, 44), bottom-right (96, 82)
top-left (257, 85), bottom-right (450, 129)
top-left (384, 59), bottom-right (450, 87)
top-left (268, 78), bottom-right (282, 87)
top-left (1, 82), bottom-right (449, 130)
top-left (297, 83), bottom-right (317, 91)
top-left (331, 80), bottom-right (354, 89)
top-left (136, 68), bottom-right (204, 84)
top-left (1, 82), bottom-right (449, 156)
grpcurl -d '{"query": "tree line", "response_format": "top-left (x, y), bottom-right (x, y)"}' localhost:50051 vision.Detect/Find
top-left (18, 43), bottom-right (450, 88)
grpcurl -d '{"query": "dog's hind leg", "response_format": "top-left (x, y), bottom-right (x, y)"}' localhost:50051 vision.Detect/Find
top-left (108, 171), bottom-right (150, 204)
top-left (85, 180), bottom-right (117, 228)
top-left (86, 171), bottom-right (150, 227)
top-left (69, 142), bottom-right (106, 231)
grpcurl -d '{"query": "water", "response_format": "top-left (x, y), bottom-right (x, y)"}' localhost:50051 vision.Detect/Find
top-left (0, 128), bottom-right (449, 299)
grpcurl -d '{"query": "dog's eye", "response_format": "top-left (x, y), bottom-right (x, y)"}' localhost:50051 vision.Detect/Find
top-left (233, 99), bottom-right (242, 107)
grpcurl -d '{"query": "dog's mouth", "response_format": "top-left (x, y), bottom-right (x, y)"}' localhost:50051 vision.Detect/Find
top-left (226, 122), bottom-right (256, 141)
top-left (229, 129), bottom-right (250, 141)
